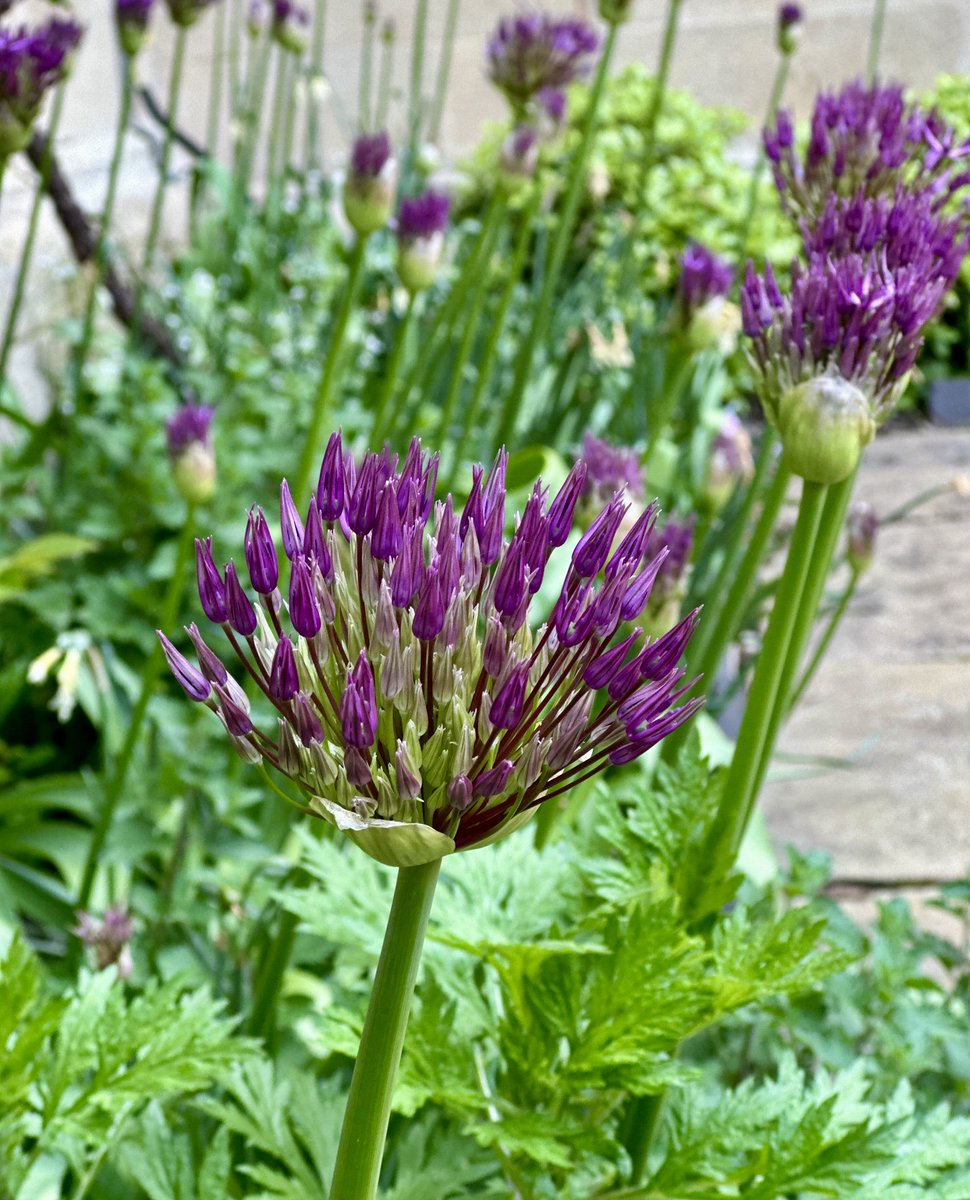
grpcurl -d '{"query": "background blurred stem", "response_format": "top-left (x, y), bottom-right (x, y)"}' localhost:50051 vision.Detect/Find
top-left (76, 502), bottom-right (197, 916)
top-left (126, 26), bottom-right (187, 360)
top-left (0, 83), bottom-right (67, 393)
top-left (193, 0), bottom-right (227, 232)
top-left (448, 186), bottom-right (542, 486)
top-left (736, 52), bottom-right (790, 264)
top-left (305, 0), bottom-right (327, 173)
top-left (704, 476), bottom-right (827, 874)
top-left (370, 294), bottom-right (416, 445)
top-left (867, 0), bottom-right (888, 84)
top-left (73, 58), bottom-right (134, 393)
top-left (427, 0), bottom-right (461, 145)
top-left (407, 0), bottom-right (430, 158)
top-left (266, 48), bottom-right (290, 223)
top-left (359, 5), bottom-right (375, 131)
top-left (329, 859), bottom-right (441, 1200)
top-left (375, 20), bottom-right (395, 130)
top-left (236, 31), bottom-right (272, 198)
top-left (498, 22), bottom-right (618, 449)
top-left (639, 0), bottom-right (684, 194)
top-left (293, 236), bottom-right (368, 503)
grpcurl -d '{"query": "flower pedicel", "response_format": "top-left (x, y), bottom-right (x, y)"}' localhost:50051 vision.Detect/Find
top-left (160, 436), bottom-right (703, 866)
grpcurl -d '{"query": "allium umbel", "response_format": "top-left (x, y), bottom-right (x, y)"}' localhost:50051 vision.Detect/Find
top-left (344, 131), bottom-right (396, 236)
top-left (166, 403), bottom-right (216, 504)
top-left (160, 437), bottom-right (702, 866)
top-left (396, 190), bottom-right (450, 293)
top-left (0, 20), bottom-right (82, 158)
top-left (486, 14), bottom-right (598, 111)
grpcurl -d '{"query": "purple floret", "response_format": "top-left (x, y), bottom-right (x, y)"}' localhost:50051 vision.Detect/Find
top-left (581, 433), bottom-right (644, 503)
top-left (397, 189), bottom-right (450, 241)
top-left (677, 241), bottom-right (733, 322)
top-left (351, 130), bottom-right (392, 179)
top-left (166, 403), bottom-right (215, 457)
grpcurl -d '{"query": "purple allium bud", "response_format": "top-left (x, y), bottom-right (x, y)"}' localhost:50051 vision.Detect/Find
top-left (676, 242), bottom-right (734, 327)
top-left (0, 19), bottom-right (82, 158)
top-left (166, 403), bottom-right (216, 504)
top-left (280, 480), bottom-right (305, 560)
top-left (185, 623), bottom-right (229, 685)
top-left (72, 905), bottom-right (134, 977)
top-left (501, 123), bottom-right (540, 180)
top-left (195, 537), bottom-right (228, 623)
top-left (344, 131), bottom-right (396, 235)
top-left (317, 431), bottom-right (346, 521)
top-left (115, 0), bottom-right (155, 56)
top-left (271, 0), bottom-right (309, 53)
top-left (846, 500), bottom-right (878, 572)
top-left (245, 507), bottom-right (279, 594)
top-left (580, 434), bottom-right (644, 506)
top-left (776, 2), bottom-right (803, 54)
top-left (269, 635), bottom-right (300, 701)
top-left (165, 0), bottom-right (221, 30)
top-left (396, 190), bottom-right (451, 293)
top-left (486, 14), bottom-right (599, 110)
top-left (156, 632), bottom-right (210, 701)
top-left (224, 561), bottom-right (259, 637)
top-left (341, 652), bottom-right (378, 748)
top-left (164, 438), bottom-right (703, 864)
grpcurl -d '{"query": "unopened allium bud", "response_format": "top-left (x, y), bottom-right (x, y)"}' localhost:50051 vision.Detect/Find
top-left (166, 403), bottom-right (216, 504)
top-left (846, 500), bottom-right (878, 573)
top-left (704, 412), bottom-right (754, 511)
top-left (501, 123), bottom-right (540, 180)
top-left (598, 0), bottom-right (634, 26)
top-left (778, 372), bottom-right (874, 485)
top-left (344, 130), bottom-right (396, 235)
top-left (0, 19), bottom-right (82, 159)
top-left (676, 242), bottom-right (736, 352)
top-left (776, 3), bottom-right (803, 54)
top-left (115, 0), bottom-right (155, 56)
top-left (72, 906), bottom-right (134, 978)
top-left (246, 0), bottom-right (267, 35)
top-left (396, 190), bottom-right (450, 293)
top-left (165, 0), bottom-right (221, 27)
top-left (271, 0), bottom-right (309, 53)
top-left (162, 434), bottom-right (703, 867)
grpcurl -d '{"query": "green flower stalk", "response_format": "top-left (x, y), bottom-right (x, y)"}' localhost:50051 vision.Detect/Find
top-left (160, 434), bottom-right (703, 1196)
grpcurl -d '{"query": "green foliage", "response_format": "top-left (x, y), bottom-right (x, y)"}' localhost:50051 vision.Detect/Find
top-left (0, 931), bottom-right (247, 1195)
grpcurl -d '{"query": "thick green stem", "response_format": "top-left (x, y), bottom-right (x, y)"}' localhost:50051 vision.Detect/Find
top-left (0, 84), bottom-right (67, 387)
top-left (74, 60), bottom-right (134, 389)
top-left (406, 0), bottom-right (430, 157)
top-left (330, 858), bottom-right (441, 1200)
top-left (867, 0), bottom-right (888, 84)
top-left (638, 0), bottom-right (683, 196)
top-left (76, 505), bottom-right (197, 914)
top-left (370, 294), bottom-right (416, 446)
top-left (787, 569), bottom-right (858, 715)
top-left (704, 477), bottom-right (828, 873)
top-left (498, 23), bottom-right (618, 449)
top-left (737, 53), bottom-right (790, 264)
top-left (447, 186), bottom-right (541, 486)
top-left (684, 444), bottom-right (789, 703)
top-left (427, 0), bottom-right (461, 145)
top-left (625, 1090), bottom-right (665, 1186)
top-left (293, 237), bottom-right (368, 503)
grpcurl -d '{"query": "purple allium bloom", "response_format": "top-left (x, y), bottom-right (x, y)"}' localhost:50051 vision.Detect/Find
top-left (676, 241), bottom-right (734, 324)
top-left (161, 436), bottom-right (702, 863)
top-left (351, 130), bottom-right (391, 178)
top-left (764, 80), bottom-right (970, 224)
top-left (166, 402), bottom-right (214, 457)
top-left (776, 3), bottom-right (802, 52)
top-left (486, 14), bottom-right (599, 110)
top-left (344, 131), bottom-right (396, 235)
top-left (271, 0), bottom-right (310, 52)
top-left (72, 905), bottom-right (134, 977)
top-left (0, 19), bottom-right (82, 155)
top-left (742, 187), bottom-right (970, 423)
top-left (397, 189), bottom-right (451, 241)
top-left (581, 433), bottom-right (645, 504)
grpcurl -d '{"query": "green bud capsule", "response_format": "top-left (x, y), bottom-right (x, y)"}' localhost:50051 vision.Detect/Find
top-left (777, 372), bottom-right (875, 485)
top-left (172, 442), bottom-right (217, 504)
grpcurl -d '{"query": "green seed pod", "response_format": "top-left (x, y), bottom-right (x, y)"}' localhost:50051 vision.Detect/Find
top-left (777, 372), bottom-right (875, 484)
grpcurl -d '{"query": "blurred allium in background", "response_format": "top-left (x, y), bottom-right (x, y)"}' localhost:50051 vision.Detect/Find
top-left (166, 403), bottom-right (216, 505)
top-left (72, 906), bottom-right (134, 979)
top-left (0, 19), bottom-right (82, 158)
top-left (487, 14), bottom-right (599, 113)
top-left (115, 0), bottom-right (155, 57)
top-left (344, 131), bottom-right (396, 235)
top-left (396, 190), bottom-right (451, 293)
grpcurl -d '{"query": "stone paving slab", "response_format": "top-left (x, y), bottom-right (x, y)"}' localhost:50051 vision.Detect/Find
top-left (762, 426), bottom-right (970, 882)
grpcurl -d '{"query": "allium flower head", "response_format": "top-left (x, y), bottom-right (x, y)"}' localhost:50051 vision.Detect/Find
top-left (0, 19), bottom-right (82, 157)
top-left (161, 435), bottom-right (702, 866)
top-left (271, 0), bottom-right (309, 53)
top-left (676, 241), bottom-right (734, 332)
top-left (165, 0), bottom-right (221, 31)
top-left (764, 81), bottom-right (970, 224)
top-left (115, 0), bottom-right (155, 55)
top-left (72, 905), bottom-right (134, 978)
top-left (344, 131), bottom-right (396, 235)
top-left (776, 3), bottom-right (803, 54)
top-left (581, 433), bottom-right (644, 505)
top-left (487, 14), bottom-right (599, 111)
top-left (166, 403), bottom-right (216, 504)
top-left (396, 190), bottom-right (450, 292)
